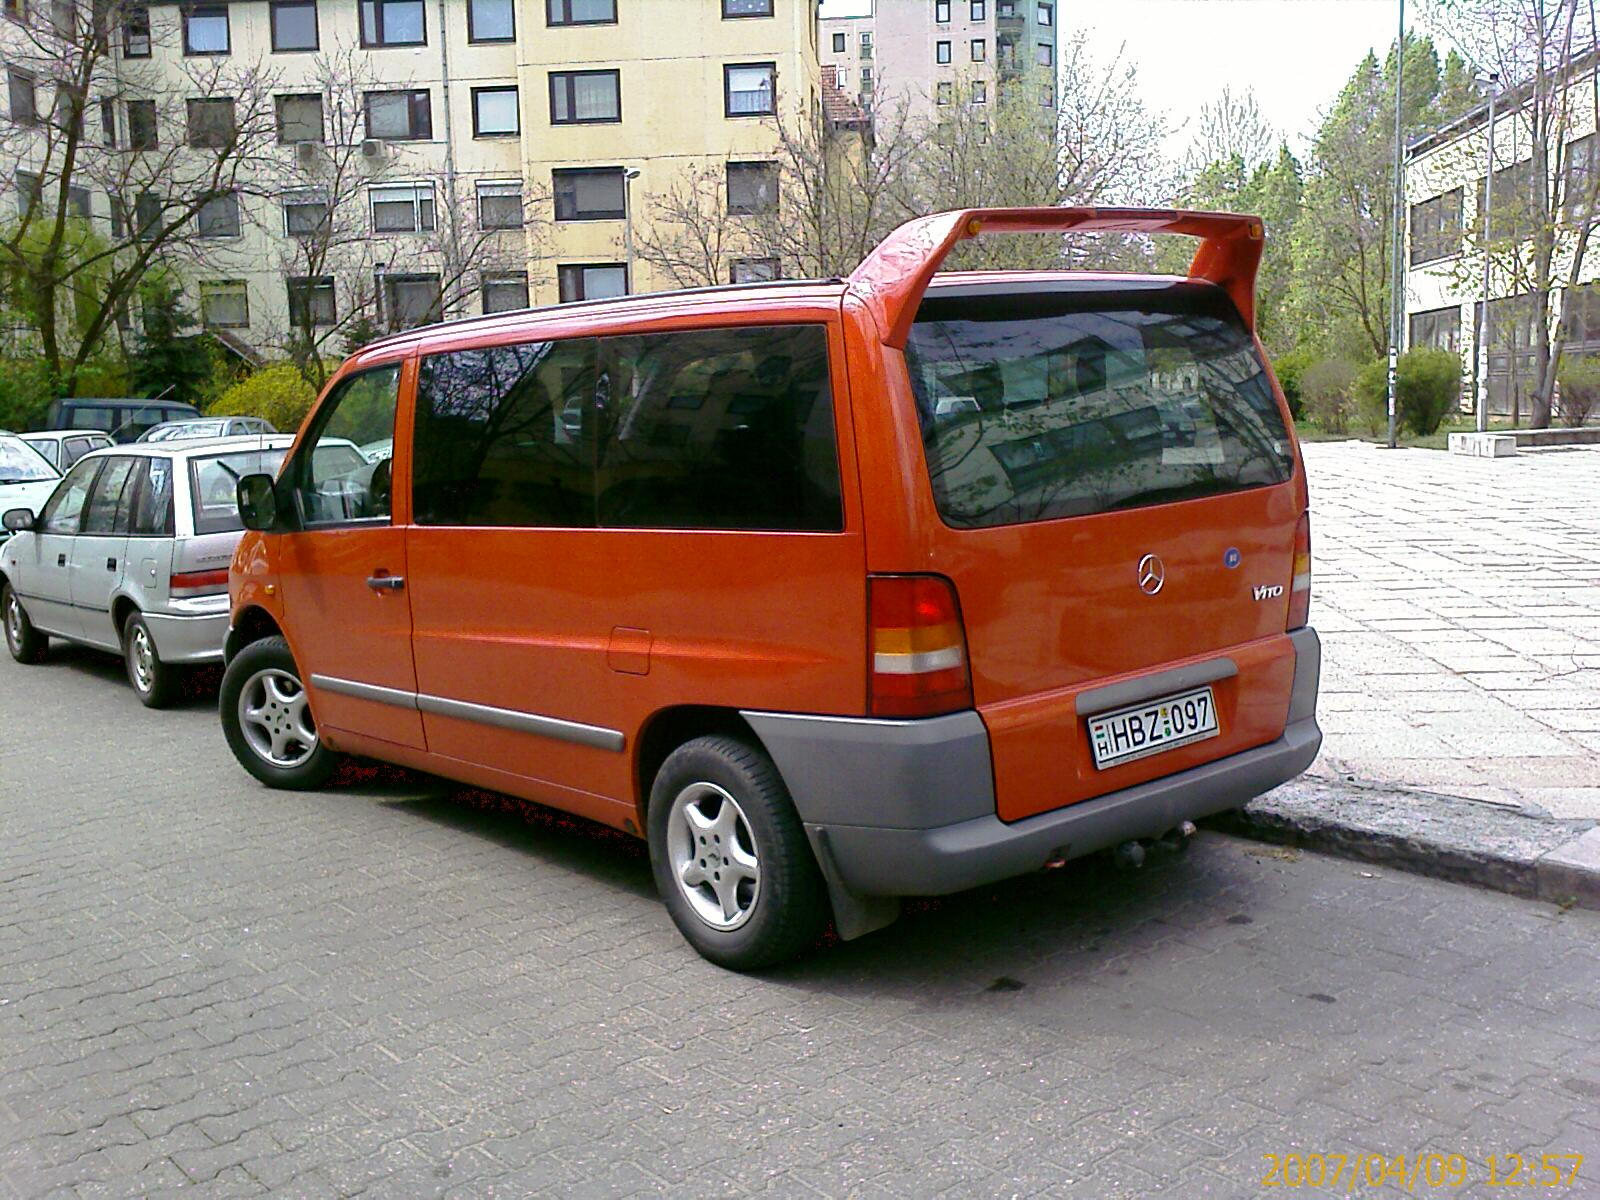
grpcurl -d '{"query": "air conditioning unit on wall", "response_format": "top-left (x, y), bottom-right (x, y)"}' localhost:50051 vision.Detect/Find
top-left (295, 140), bottom-right (321, 167)
top-left (361, 138), bottom-right (388, 162)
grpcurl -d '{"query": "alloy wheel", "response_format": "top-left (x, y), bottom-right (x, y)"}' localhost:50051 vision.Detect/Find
top-left (237, 667), bottom-right (318, 769)
top-left (665, 781), bottom-right (762, 931)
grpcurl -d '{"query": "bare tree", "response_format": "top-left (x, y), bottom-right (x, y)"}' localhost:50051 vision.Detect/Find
top-left (1182, 85), bottom-right (1278, 176)
top-left (0, 0), bottom-right (280, 394)
top-left (633, 162), bottom-right (759, 289)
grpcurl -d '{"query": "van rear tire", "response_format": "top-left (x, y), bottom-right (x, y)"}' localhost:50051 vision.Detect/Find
top-left (647, 736), bottom-right (828, 971)
top-left (219, 636), bottom-right (338, 790)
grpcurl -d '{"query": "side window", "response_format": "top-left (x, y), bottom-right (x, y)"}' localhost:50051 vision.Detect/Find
top-left (596, 325), bottom-right (842, 531)
top-left (81, 456), bottom-right (139, 534)
top-left (39, 458), bottom-right (101, 535)
top-left (62, 437), bottom-right (91, 465)
top-left (413, 339), bottom-right (596, 527)
top-left (129, 457), bottom-right (176, 537)
top-left (294, 363), bottom-right (401, 525)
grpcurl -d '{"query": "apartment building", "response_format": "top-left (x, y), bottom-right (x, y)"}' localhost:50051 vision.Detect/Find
top-left (1404, 54), bottom-right (1600, 418)
top-left (818, 0), bottom-right (1057, 123)
top-left (2, 0), bottom-right (821, 358)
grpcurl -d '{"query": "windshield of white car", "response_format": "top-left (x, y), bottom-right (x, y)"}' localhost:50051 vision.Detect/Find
top-left (0, 436), bottom-right (61, 483)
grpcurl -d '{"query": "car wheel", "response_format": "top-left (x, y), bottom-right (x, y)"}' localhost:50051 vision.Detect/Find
top-left (219, 635), bottom-right (338, 790)
top-left (2, 581), bottom-right (48, 664)
top-left (123, 613), bottom-right (178, 708)
top-left (647, 736), bottom-right (828, 971)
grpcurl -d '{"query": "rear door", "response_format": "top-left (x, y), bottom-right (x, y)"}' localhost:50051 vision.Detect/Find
top-left (900, 282), bottom-right (1302, 820)
top-left (67, 455), bottom-right (139, 650)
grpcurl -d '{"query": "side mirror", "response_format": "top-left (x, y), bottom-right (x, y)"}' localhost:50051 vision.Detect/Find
top-left (2, 507), bottom-right (36, 533)
top-left (236, 474), bottom-right (279, 532)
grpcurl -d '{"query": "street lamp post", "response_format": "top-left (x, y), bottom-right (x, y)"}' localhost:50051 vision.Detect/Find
top-left (1477, 73), bottom-right (1499, 433)
top-left (1386, 0), bottom-right (1406, 449)
top-left (623, 167), bottom-right (641, 295)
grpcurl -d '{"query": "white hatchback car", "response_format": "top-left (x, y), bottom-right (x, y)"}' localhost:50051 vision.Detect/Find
top-left (0, 435), bottom-right (307, 706)
top-left (0, 434), bottom-right (62, 543)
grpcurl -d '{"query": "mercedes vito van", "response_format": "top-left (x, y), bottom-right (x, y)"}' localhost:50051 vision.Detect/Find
top-left (218, 208), bottom-right (1320, 970)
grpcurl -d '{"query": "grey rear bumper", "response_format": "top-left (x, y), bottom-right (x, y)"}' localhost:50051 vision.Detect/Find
top-left (743, 627), bottom-right (1321, 903)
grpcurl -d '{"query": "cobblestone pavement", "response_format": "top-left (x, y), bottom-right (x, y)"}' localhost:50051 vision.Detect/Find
top-left (3, 648), bottom-right (1598, 1198)
top-left (1303, 441), bottom-right (1600, 820)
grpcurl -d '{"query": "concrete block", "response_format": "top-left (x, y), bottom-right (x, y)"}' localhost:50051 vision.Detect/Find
top-left (1448, 432), bottom-right (1517, 458)
top-left (1536, 827), bottom-right (1600, 908)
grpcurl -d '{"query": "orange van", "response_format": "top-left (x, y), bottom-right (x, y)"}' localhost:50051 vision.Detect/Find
top-left (219, 208), bottom-right (1320, 970)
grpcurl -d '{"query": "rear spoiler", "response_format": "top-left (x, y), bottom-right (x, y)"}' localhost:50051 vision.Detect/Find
top-left (845, 207), bottom-right (1265, 349)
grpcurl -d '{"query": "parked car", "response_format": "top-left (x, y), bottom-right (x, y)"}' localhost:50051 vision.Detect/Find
top-left (0, 434), bottom-right (62, 547)
top-left (19, 430), bottom-right (115, 471)
top-left (39, 398), bottom-right (204, 443)
top-left (217, 206), bottom-right (1321, 970)
top-left (139, 417), bottom-right (277, 443)
top-left (0, 435), bottom-right (310, 706)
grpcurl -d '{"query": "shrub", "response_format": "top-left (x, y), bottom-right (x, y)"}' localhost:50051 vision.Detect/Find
top-left (0, 358), bottom-right (57, 432)
top-left (208, 363), bottom-right (318, 432)
top-left (1302, 358), bottom-right (1359, 435)
top-left (1556, 356), bottom-right (1600, 427)
top-left (1272, 345), bottom-right (1317, 422)
top-left (1351, 349), bottom-right (1462, 438)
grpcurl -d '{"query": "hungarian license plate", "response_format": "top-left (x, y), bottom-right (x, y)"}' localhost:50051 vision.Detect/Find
top-left (1088, 686), bottom-right (1219, 769)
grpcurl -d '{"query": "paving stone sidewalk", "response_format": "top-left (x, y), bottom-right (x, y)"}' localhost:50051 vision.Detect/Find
top-left (1299, 440), bottom-right (1600, 821)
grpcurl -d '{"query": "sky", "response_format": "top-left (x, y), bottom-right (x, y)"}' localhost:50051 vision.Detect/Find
top-left (820, 0), bottom-right (1446, 162)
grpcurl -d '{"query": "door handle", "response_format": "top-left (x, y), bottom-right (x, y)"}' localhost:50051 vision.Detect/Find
top-left (57, 553), bottom-right (66, 567)
top-left (106, 557), bottom-right (116, 571)
top-left (366, 574), bottom-right (405, 592)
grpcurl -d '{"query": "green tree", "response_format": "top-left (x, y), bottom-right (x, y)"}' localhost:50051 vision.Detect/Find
top-left (128, 279), bottom-right (220, 407)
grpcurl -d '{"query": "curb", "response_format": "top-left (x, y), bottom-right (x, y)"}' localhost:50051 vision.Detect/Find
top-left (1214, 776), bottom-right (1600, 911)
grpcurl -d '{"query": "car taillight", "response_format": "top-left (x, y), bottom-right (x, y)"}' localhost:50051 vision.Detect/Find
top-left (1287, 513), bottom-right (1311, 630)
top-left (868, 574), bottom-right (973, 718)
top-left (169, 568), bottom-right (229, 598)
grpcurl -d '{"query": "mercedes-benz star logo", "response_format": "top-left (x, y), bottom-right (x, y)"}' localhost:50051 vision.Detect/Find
top-left (1137, 553), bottom-right (1165, 596)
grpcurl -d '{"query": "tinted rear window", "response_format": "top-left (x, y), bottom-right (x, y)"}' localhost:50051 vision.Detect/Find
top-left (190, 448), bottom-right (289, 534)
top-left (905, 283), bottom-right (1294, 529)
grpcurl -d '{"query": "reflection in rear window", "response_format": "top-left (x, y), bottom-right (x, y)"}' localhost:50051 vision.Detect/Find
top-left (190, 449), bottom-right (288, 534)
top-left (905, 283), bottom-right (1294, 529)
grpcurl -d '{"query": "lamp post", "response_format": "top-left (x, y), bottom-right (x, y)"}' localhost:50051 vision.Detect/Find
top-left (623, 167), bottom-right (641, 295)
top-left (1386, 0), bottom-right (1406, 449)
top-left (1476, 72), bottom-right (1500, 433)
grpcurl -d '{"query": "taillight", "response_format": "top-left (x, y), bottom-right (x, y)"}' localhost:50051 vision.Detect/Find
top-left (170, 568), bottom-right (229, 598)
top-left (1287, 513), bottom-right (1311, 630)
top-left (868, 574), bottom-right (973, 718)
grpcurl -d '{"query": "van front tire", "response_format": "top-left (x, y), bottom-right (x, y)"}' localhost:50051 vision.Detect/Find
top-left (2, 582), bottom-right (47, 664)
top-left (219, 636), bottom-right (338, 790)
top-left (648, 736), bottom-right (828, 971)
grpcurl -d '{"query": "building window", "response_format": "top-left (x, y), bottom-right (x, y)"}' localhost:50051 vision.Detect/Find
top-left (722, 0), bottom-right (772, 15)
top-left (472, 86), bottom-right (518, 136)
top-left (127, 99), bottom-right (157, 149)
top-left (1037, 1), bottom-right (1052, 24)
top-left (832, 32), bottom-right (844, 52)
top-left (468, 0), bottom-right (513, 40)
top-left (13, 170), bottom-right (40, 216)
top-left (834, 66), bottom-right (847, 87)
top-left (730, 257), bottom-right (778, 283)
top-left (546, 0), bottom-right (613, 24)
top-left (182, 5), bottom-right (230, 54)
top-left (861, 66), bottom-right (872, 89)
top-left (186, 98), bottom-right (235, 147)
top-left (725, 63), bottom-right (775, 117)
top-left (66, 184), bottom-right (89, 219)
top-left (122, 4), bottom-right (150, 55)
top-left (270, 0), bottom-right (318, 50)
top-left (1408, 188), bottom-right (1463, 266)
top-left (476, 179), bottom-right (523, 228)
top-left (381, 273), bottom-right (440, 329)
top-left (558, 263), bottom-right (626, 301)
top-left (1040, 82), bottom-right (1053, 107)
top-left (549, 70), bottom-right (620, 124)
top-left (1562, 282), bottom-right (1600, 351)
top-left (936, 81), bottom-right (952, 105)
top-left (971, 0), bottom-right (985, 18)
top-left (100, 97), bottom-right (115, 145)
top-left (971, 38), bottom-right (985, 60)
top-left (997, 0), bottom-right (1015, 14)
top-left (553, 167), bottom-right (624, 221)
top-left (276, 93), bottom-right (322, 142)
top-left (935, 0), bottom-right (950, 22)
top-left (1036, 41), bottom-right (1052, 66)
top-left (482, 273), bottom-right (529, 313)
top-left (287, 276), bottom-right (336, 327)
top-left (133, 191), bottom-right (161, 238)
top-left (200, 281), bottom-right (249, 328)
top-left (197, 192), bottom-right (240, 238)
top-left (997, 35), bottom-right (1017, 67)
top-left (370, 182), bottom-right (435, 233)
top-left (1563, 132), bottom-right (1599, 221)
top-left (283, 190), bottom-right (330, 237)
top-left (365, 90), bottom-right (431, 140)
top-left (726, 161), bottom-right (777, 215)
top-left (8, 71), bottom-right (36, 126)
top-left (1478, 159), bottom-right (1535, 242)
top-left (360, 0), bottom-right (424, 46)
top-left (1408, 306), bottom-right (1459, 353)
top-left (935, 40), bottom-right (950, 64)
top-left (971, 80), bottom-right (987, 104)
